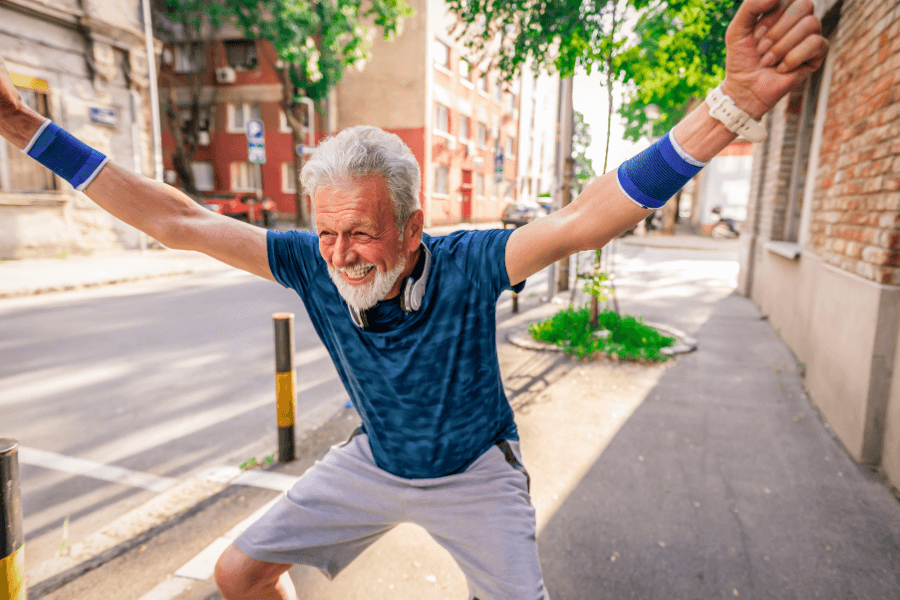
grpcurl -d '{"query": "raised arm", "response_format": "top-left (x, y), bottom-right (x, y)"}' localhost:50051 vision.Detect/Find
top-left (0, 57), bottom-right (274, 282)
top-left (505, 0), bottom-right (829, 285)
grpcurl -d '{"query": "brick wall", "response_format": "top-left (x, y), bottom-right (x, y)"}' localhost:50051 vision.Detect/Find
top-left (811, 0), bottom-right (900, 285)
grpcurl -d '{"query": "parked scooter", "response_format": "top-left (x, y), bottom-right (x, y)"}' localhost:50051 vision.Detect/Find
top-left (710, 205), bottom-right (740, 239)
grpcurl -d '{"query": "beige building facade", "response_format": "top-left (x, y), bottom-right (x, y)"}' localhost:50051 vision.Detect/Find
top-left (739, 0), bottom-right (900, 488)
top-left (0, 0), bottom-right (156, 259)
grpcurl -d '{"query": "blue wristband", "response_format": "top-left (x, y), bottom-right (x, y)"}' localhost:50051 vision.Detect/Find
top-left (616, 131), bottom-right (707, 210)
top-left (25, 120), bottom-right (110, 191)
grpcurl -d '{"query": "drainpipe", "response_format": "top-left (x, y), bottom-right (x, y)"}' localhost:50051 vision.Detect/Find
top-left (141, 0), bottom-right (163, 252)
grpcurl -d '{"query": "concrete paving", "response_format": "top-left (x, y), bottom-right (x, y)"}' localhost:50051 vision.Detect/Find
top-left (6, 227), bottom-right (900, 599)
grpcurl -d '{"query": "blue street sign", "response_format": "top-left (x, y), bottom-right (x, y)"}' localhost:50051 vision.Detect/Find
top-left (296, 145), bottom-right (317, 156)
top-left (90, 107), bottom-right (117, 126)
top-left (246, 119), bottom-right (266, 164)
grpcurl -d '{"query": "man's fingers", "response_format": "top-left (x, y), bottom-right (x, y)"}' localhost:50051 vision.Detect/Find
top-left (728, 0), bottom-right (784, 40)
top-left (756, 0), bottom-right (815, 52)
top-left (762, 14), bottom-right (822, 68)
top-left (775, 34), bottom-right (829, 74)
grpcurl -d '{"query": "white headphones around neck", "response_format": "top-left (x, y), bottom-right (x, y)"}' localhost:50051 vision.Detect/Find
top-left (349, 244), bottom-right (431, 329)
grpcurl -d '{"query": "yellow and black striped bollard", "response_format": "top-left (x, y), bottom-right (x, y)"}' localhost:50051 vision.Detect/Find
top-left (273, 313), bottom-right (296, 463)
top-left (1, 438), bottom-right (25, 600)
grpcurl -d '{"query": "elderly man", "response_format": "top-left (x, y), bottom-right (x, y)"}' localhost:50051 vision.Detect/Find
top-left (0, 1), bottom-right (827, 598)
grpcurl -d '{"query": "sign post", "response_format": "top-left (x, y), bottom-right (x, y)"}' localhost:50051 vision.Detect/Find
top-left (246, 119), bottom-right (265, 225)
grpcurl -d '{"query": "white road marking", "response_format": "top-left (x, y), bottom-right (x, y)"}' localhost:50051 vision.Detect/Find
top-left (18, 447), bottom-right (178, 493)
top-left (20, 446), bottom-right (300, 493)
top-left (135, 575), bottom-right (194, 600)
top-left (174, 495), bottom-right (282, 581)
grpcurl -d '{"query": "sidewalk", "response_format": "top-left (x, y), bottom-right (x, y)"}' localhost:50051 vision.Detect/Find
top-left (11, 229), bottom-right (900, 599)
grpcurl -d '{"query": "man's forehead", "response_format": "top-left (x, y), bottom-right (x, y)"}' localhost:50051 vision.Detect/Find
top-left (314, 175), bottom-right (393, 225)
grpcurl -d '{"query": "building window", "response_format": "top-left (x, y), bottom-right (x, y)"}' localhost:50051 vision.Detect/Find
top-left (433, 39), bottom-right (450, 69)
top-left (783, 66), bottom-right (827, 243)
top-left (458, 59), bottom-right (471, 82)
top-left (228, 102), bottom-right (262, 133)
top-left (505, 91), bottom-right (515, 112)
top-left (476, 72), bottom-right (487, 94)
top-left (433, 165), bottom-right (449, 196)
top-left (225, 39), bottom-right (258, 70)
top-left (231, 161), bottom-right (260, 191)
top-left (493, 79), bottom-right (503, 104)
top-left (475, 173), bottom-right (484, 197)
top-left (505, 136), bottom-right (515, 158)
top-left (433, 103), bottom-right (449, 133)
top-left (476, 122), bottom-right (486, 149)
top-left (191, 162), bottom-right (214, 191)
top-left (282, 162), bottom-right (297, 193)
top-left (174, 43), bottom-right (205, 73)
top-left (459, 114), bottom-right (470, 140)
top-left (2, 87), bottom-right (55, 192)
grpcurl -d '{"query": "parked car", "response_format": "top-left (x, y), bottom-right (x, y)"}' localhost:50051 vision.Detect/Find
top-left (501, 201), bottom-right (549, 228)
top-left (201, 192), bottom-right (277, 228)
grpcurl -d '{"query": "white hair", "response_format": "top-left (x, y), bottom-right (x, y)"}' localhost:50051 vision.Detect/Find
top-left (300, 125), bottom-right (421, 228)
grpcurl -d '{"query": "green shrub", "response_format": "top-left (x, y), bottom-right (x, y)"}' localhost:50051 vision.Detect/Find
top-left (528, 304), bottom-right (675, 362)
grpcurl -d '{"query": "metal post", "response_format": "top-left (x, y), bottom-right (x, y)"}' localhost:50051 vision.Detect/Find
top-left (273, 314), bottom-right (296, 463)
top-left (1, 439), bottom-right (25, 600)
top-left (512, 291), bottom-right (519, 313)
top-left (555, 77), bottom-right (575, 292)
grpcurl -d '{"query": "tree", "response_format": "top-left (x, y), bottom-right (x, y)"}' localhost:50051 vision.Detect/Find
top-left (153, 1), bottom-right (231, 196)
top-left (446, 0), bottom-right (738, 143)
top-left (614, 0), bottom-right (739, 141)
top-left (571, 110), bottom-right (596, 194)
top-left (224, 0), bottom-right (413, 226)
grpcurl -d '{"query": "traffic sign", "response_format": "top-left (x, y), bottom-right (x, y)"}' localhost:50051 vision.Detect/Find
top-left (246, 119), bottom-right (266, 164)
top-left (295, 145), bottom-right (317, 156)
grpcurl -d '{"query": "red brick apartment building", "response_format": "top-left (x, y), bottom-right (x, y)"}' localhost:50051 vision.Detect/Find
top-left (739, 0), bottom-right (900, 489)
top-left (158, 0), bottom-right (546, 228)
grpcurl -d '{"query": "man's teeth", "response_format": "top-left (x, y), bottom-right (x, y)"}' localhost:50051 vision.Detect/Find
top-left (342, 265), bottom-right (374, 279)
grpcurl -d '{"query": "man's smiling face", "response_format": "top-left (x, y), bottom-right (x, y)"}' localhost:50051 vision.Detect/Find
top-left (315, 174), bottom-right (422, 311)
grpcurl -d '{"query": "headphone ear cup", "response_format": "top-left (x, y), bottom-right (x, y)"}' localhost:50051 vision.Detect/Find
top-left (400, 276), bottom-right (414, 313)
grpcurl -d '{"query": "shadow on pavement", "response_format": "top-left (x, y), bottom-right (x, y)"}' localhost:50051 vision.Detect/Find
top-left (536, 292), bottom-right (900, 600)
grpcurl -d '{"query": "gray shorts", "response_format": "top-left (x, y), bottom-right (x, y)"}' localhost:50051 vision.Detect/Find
top-left (234, 431), bottom-right (547, 600)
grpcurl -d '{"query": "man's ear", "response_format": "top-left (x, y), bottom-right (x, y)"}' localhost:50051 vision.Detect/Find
top-left (404, 210), bottom-right (425, 252)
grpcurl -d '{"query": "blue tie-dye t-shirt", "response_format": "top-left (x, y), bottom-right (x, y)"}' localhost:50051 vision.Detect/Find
top-left (267, 228), bottom-right (525, 479)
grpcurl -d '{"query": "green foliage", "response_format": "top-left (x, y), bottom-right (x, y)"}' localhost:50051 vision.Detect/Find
top-left (446, 0), bottom-right (628, 80)
top-left (529, 305), bottom-right (675, 362)
top-left (445, 0), bottom-right (738, 142)
top-left (577, 250), bottom-right (610, 303)
top-left (614, 0), bottom-right (739, 141)
top-left (572, 111), bottom-right (597, 190)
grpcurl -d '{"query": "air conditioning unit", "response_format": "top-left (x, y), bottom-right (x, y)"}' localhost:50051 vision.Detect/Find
top-left (215, 66), bottom-right (236, 83)
top-left (446, 136), bottom-right (457, 150)
top-left (197, 131), bottom-right (210, 146)
top-left (466, 141), bottom-right (475, 157)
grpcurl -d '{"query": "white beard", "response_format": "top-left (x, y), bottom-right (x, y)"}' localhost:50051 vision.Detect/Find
top-left (328, 257), bottom-right (407, 311)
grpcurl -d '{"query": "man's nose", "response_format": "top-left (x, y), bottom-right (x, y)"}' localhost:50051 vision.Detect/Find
top-left (331, 236), bottom-right (356, 268)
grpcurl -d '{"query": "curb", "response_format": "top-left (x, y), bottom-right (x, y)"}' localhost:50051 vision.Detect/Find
top-left (25, 406), bottom-right (357, 597)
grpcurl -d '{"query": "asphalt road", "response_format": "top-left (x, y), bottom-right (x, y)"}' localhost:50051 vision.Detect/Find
top-left (1, 269), bottom-right (350, 570)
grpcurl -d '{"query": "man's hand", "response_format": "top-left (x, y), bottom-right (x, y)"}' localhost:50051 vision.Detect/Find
top-left (0, 55), bottom-right (43, 149)
top-left (721, 0), bottom-right (829, 120)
